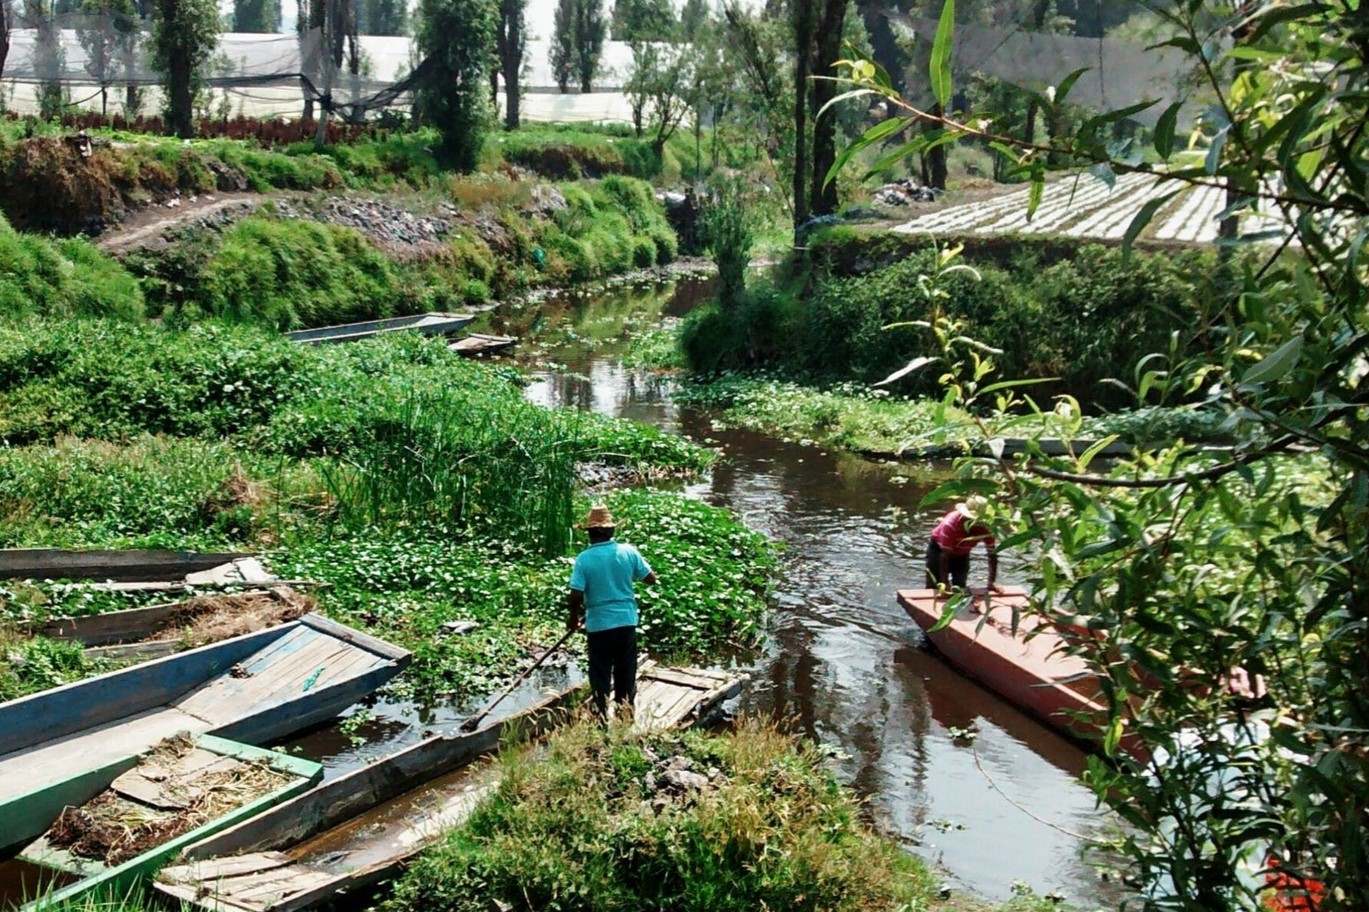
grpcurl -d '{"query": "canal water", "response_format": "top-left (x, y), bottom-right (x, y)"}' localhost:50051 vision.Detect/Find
top-left (501, 274), bottom-right (1119, 905)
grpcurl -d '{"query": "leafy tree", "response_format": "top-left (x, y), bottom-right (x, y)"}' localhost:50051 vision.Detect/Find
top-left (679, 0), bottom-right (705, 40)
top-left (612, 0), bottom-right (672, 41)
top-left (24, 0), bottom-right (66, 119)
top-left (550, 0), bottom-right (574, 91)
top-left (232, 0), bottom-right (279, 32)
top-left (832, 1), bottom-right (1369, 908)
top-left (624, 37), bottom-right (690, 153)
top-left (78, 0), bottom-right (137, 114)
top-left (494, 0), bottom-right (524, 128)
top-left (150, 0), bottom-right (218, 136)
top-left (550, 0), bottom-right (605, 93)
top-left (572, 0), bottom-right (605, 92)
top-left (415, 0), bottom-right (494, 170)
top-left (359, 0), bottom-right (406, 34)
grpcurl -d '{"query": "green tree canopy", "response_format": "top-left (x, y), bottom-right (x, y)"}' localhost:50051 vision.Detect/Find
top-left (415, 0), bottom-right (495, 170)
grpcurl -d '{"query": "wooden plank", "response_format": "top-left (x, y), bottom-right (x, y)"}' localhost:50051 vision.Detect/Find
top-left (161, 852), bottom-right (294, 883)
top-left (0, 549), bottom-right (249, 582)
top-left (300, 614), bottom-right (414, 664)
top-left (85, 639), bottom-right (182, 661)
top-left (156, 879), bottom-right (264, 912)
top-left (228, 868), bottom-right (335, 904)
top-left (639, 667), bottom-right (719, 690)
top-left (40, 602), bottom-right (187, 646)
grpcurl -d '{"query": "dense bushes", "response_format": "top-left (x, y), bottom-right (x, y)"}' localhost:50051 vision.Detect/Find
top-left (385, 721), bottom-right (934, 912)
top-left (0, 215), bottom-right (145, 320)
top-left (682, 238), bottom-right (1213, 408)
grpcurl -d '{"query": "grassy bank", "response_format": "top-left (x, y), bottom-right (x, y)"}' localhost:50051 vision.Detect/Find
top-left (387, 720), bottom-right (1062, 912)
top-left (0, 324), bottom-right (774, 702)
top-left (5, 172), bottom-right (676, 329)
top-left (0, 121), bottom-right (752, 235)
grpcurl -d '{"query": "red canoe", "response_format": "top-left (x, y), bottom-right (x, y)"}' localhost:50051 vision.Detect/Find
top-left (897, 586), bottom-right (1114, 746)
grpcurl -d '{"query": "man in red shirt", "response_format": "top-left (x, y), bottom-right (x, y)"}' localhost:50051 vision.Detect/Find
top-left (926, 495), bottom-right (1002, 592)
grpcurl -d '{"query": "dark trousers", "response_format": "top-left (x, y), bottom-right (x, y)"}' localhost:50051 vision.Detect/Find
top-left (586, 625), bottom-right (637, 719)
top-left (925, 541), bottom-right (969, 588)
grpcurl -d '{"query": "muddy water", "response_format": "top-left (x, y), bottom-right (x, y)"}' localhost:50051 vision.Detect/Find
top-left (510, 276), bottom-right (1119, 905)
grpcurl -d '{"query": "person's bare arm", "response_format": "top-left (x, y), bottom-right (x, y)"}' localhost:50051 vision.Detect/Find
top-left (567, 589), bottom-right (585, 633)
top-left (643, 571), bottom-right (657, 585)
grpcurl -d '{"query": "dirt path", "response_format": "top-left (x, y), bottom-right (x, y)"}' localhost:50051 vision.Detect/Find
top-left (97, 192), bottom-right (269, 254)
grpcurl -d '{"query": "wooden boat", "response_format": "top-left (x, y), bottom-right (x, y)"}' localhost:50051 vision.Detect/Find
top-left (156, 663), bottom-right (746, 912)
top-left (0, 549), bottom-right (251, 582)
top-left (39, 586), bottom-right (308, 653)
top-left (449, 332), bottom-right (517, 357)
top-left (15, 735), bottom-right (322, 909)
top-left (0, 614), bottom-right (410, 857)
top-left (285, 312), bottom-right (474, 345)
top-left (898, 586), bottom-right (1111, 745)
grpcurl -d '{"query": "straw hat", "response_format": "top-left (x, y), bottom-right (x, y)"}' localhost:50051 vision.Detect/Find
top-left (955, 495), bottom-right (989, 521)
top-left (581, 503), bottom-right (616, 529)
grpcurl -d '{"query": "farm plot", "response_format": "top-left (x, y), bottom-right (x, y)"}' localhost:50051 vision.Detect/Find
top-left (893, 174), bottom-right (1277, 244)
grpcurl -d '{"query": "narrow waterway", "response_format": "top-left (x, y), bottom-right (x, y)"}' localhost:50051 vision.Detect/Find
top-left (503, 274), bottom-right (1119, 905)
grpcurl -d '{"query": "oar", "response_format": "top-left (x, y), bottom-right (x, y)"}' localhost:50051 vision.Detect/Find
top-left (458, 626), bottom-right (579, 732)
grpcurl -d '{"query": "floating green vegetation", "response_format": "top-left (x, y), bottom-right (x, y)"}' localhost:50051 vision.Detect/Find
top-left (673, 375), bottom-right (1228, 459)
top-left (0, 630), bottom-right (118, 702)
top-left (385, 720), bottom-right (938, 912)
top-left (274, 489), bottom-right (774, 701)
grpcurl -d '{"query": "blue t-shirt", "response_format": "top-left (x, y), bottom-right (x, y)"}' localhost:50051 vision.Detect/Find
top-left (569, 541), bottom-right (653, 632)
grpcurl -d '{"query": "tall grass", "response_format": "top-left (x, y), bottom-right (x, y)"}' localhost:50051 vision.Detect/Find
top-left (320, 389), bottom-right (580, 557)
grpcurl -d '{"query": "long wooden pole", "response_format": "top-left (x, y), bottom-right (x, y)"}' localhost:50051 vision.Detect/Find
top-left (458, 626), bottom-right (578, 732)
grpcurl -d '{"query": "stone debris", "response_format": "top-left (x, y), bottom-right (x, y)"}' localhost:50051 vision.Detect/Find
top-left (872, 178), bottom-right (938, 206)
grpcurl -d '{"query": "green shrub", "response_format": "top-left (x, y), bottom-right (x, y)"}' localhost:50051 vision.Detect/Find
top-left (0, 215), bottom-right (145, 320)
top-left (194, 217), bottom-right (403, 329)
top-left (683, 238), bottom-right (1211, 408)
top-left (385, 721), bottom-right (934, 912)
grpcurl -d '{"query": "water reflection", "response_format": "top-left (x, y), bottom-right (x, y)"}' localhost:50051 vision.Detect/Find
top-left (519, 277), bottom-right (1119, 904)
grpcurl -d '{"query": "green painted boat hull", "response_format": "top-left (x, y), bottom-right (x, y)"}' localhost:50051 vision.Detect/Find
top-left (19, 735), bottom-right (321, 910)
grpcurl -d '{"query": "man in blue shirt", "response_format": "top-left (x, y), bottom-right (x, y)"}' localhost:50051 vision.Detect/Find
top-left (568, 504), bottom-right (656, 720)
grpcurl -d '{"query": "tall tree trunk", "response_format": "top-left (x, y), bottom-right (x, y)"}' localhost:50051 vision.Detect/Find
top-left (926, 101), bottom-right (947, 190)
top-left (791, 0), bottom-right (813, 242)
top-left (500, 0), bottom-right (521, 130)
top-left (807, 0), bottom-right (846, 216)
top-left (0, 0), bottom-right (10, 85)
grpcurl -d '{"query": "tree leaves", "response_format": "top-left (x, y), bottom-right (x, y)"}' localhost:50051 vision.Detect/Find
top-left (929, 0), bottom-right (955, 108)
top-left (1241, 335), bottom-right (1303, 386)
top-left (1153, 100), bottom-right (1182, 159)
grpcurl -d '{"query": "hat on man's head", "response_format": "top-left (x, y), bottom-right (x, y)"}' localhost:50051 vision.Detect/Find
top-left (582, 504), bottom-right (616, 529)
top-left (955, 495), bottom-right (990, 521)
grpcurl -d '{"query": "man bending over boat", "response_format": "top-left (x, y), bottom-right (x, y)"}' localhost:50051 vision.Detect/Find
top-left (567, 504), bottom-right (657, 720)
top-left (926, 495), bottom-right (1002, 597)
